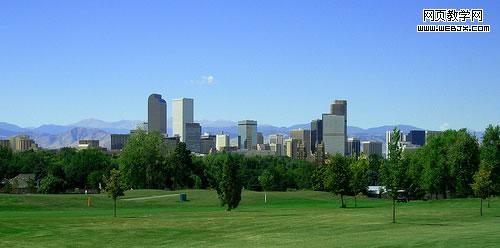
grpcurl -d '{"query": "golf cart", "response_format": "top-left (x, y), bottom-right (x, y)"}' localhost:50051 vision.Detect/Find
top-left (396, 189), bottom-right (408, 203)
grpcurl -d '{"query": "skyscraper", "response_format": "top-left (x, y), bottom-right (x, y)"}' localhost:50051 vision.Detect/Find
top-left (216, 134), bottom-right (230, 151)
top-left (269, 134), bottom-right (285, 156)
top-left (147, 94), bottom-right (167, 134)
top-left (256, 132), bottom-right (264, 145)
top-left (238, 120), bottom-right (257, 150)
top-left (409, 130), bottom-right (426, 146)
top-left (285, 138), bottom-right (300, 158)
top-left (322, 100), bottom-right (347, 156)
top-left (347, 137), bottom-right (361, 159)
top-left (362, 141), bottom-right (383, 158)
top-left (290, 129), bottom-right (311, 157)
top-left (200, 134), bottom-right (216, 154)
top-left (184, 122), bottom-right (201, 153)
top-left (172, 98), bottom-right (194, 142)
top-left (310, 119), bottom-right (323, 154)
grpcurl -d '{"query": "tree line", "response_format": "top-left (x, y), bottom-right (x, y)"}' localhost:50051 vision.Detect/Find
top-left (1, 125), bottom-right (499, 213)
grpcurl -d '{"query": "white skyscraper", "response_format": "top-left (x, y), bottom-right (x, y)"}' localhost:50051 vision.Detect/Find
top-left (172, 98), bottom-right (194, 142)
top-left (216, 134), bottom-right (230, 151)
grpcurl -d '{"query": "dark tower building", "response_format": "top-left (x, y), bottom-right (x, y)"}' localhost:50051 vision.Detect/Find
top-left (310, 119), bottom-right (323, 154)
top-left (409, 130), bottom-right (426, 146)
top-left (148, 94), bottom-right (167, 135)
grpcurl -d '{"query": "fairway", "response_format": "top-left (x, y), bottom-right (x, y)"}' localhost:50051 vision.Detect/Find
top-left (0, 190), bottom-right (499, 247)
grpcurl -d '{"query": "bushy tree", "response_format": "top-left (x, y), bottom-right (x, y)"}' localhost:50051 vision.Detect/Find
top-left (119, 130), bottom-right (168, 189)
top-left (323, 154), bottom-right (352, 208)
top-left (38, 175), bottom-right (65, 194)
top-left (205, 153), bottom-right (243, 211)
top-left (480, 125), bottom-right (500, 195)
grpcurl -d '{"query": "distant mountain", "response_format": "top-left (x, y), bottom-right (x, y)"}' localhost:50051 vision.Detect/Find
top-left (72, 119), bottom-right (142, 130)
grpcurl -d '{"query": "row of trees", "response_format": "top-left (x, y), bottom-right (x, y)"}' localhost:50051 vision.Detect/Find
top-left (0, 146), bottom-right (115, 193)
top-left (1, 125), bottom-right (498, 215)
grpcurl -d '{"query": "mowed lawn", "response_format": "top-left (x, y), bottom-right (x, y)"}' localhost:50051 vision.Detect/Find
top-left (0, 190), bottom-right (499, 247)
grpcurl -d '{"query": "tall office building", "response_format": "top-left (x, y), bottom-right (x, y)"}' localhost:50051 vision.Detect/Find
top-left (111, 134), bottom-right (130, 150)
top-left (269, 134), bottom-right (285, 156)
top-left (9, 135), bottom-right (38, 152)
top-left (347, 138), bottom-right (361, 159)
top-left (147, 94), bottom-right (167, 134)
top-left (238, 120), bottom-right (257, 150)
top-left (200, 134), bottom-right (216, 154)
top-left (216, 134), bottom-right (230, 151)
top-left (290, 129), bottom-right (311, 157)
top-left (408, 130), bottom-right (426, 146)
top-left (285, 138), bottom-right (300, 159)
top-left (310, 119), bottom-right (323, 154)
top-left (184, 122), bottom-right (201, 153)
top-left (322, 100), bottom-right (347, 156)
top-left (256, 132), bottom-right (264, 145)
top-left (172, 98), bottom-right (194, 142)
top-left (362, 141), bottom-right (383, 158)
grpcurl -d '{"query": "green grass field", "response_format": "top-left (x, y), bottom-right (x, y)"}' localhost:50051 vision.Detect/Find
top-left (0, 190), bottom-right (499, 247)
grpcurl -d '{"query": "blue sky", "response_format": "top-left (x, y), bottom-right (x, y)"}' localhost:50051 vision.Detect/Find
top-left (1, 0), bottom-right (499, 130)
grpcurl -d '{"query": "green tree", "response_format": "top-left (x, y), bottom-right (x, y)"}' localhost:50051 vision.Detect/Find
top-left (38, 175), bottom-right (65, 194)
top-left (381, 127), bottom-right (405, 223)
top-left (350, 156), bottom-right (369, 208)
top-left (480, 125), bottom-right (500, 195)
top-left (119, 130), bottom-right (168, 189)
top-left (258, 169), bottom-right (275, 191)
top-left (205, 153), bottom-right (243, 211)
top-left (472, 167), bottom-right (493, 216)
top-left (104, 169), bottom-right (128, 217)
top-left (168, 142), bottom-right (194, 190)
top-left (323, 154), bottom-right (352, 208)
top-left (448, 129), bottom-right (480, 197)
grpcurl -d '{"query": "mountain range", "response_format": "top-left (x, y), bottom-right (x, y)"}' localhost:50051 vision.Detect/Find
top-left (0, 119), bottom-right (432, 150)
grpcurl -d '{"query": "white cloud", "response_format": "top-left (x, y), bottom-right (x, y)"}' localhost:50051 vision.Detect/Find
top-left (440, 122), bottom-right (450, 131)
top-left (189, 75), bottom-right (216, 85)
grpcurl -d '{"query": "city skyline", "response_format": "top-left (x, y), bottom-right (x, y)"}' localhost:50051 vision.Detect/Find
top-left (1, 1), bottom-right (499, 130)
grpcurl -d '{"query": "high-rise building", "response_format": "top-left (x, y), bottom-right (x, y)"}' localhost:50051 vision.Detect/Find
top-left (290, 129), bottom-right (311, 157)
top-left (362, 141), bottom-right (383, 158)
top-left (256, 132), bottom-right (264, 145)
top-left (238, 120), bottom-right (257, 150)
top-left (322, 114), bottom-right (346, 155)
top-left (172, 98), bottom-right (194, 142)
top-left (322, 100), bottom-right (347, 156)
top-left (9, 135), bottom-right (38, 152)
top-left (330, 100), bottom-right (347, 116)
top-left (147, 94), bottom-right (167, 134)
top-left (216, 134), bottom-right (230, 151)
top-left (269, 134), bottom-right (285, 156)
top-left (200, 134), bottom-right (216, 154)
top-left (111, 134), bottom-right (130, 150)
top-left (347, 138), bottom-right (361, 159)
top-left (0, 139), bottom-right (10, 148)
top-left (184, 122), bottom-right (201, 153)
top-left (164, 136), bottom-right (180, 153)
top-left (285, 138), bottom-right (300, 159)
top-left (310, 119), bottom-right (323, 154)
top-left (408, 130), bottom-right (426, 146)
